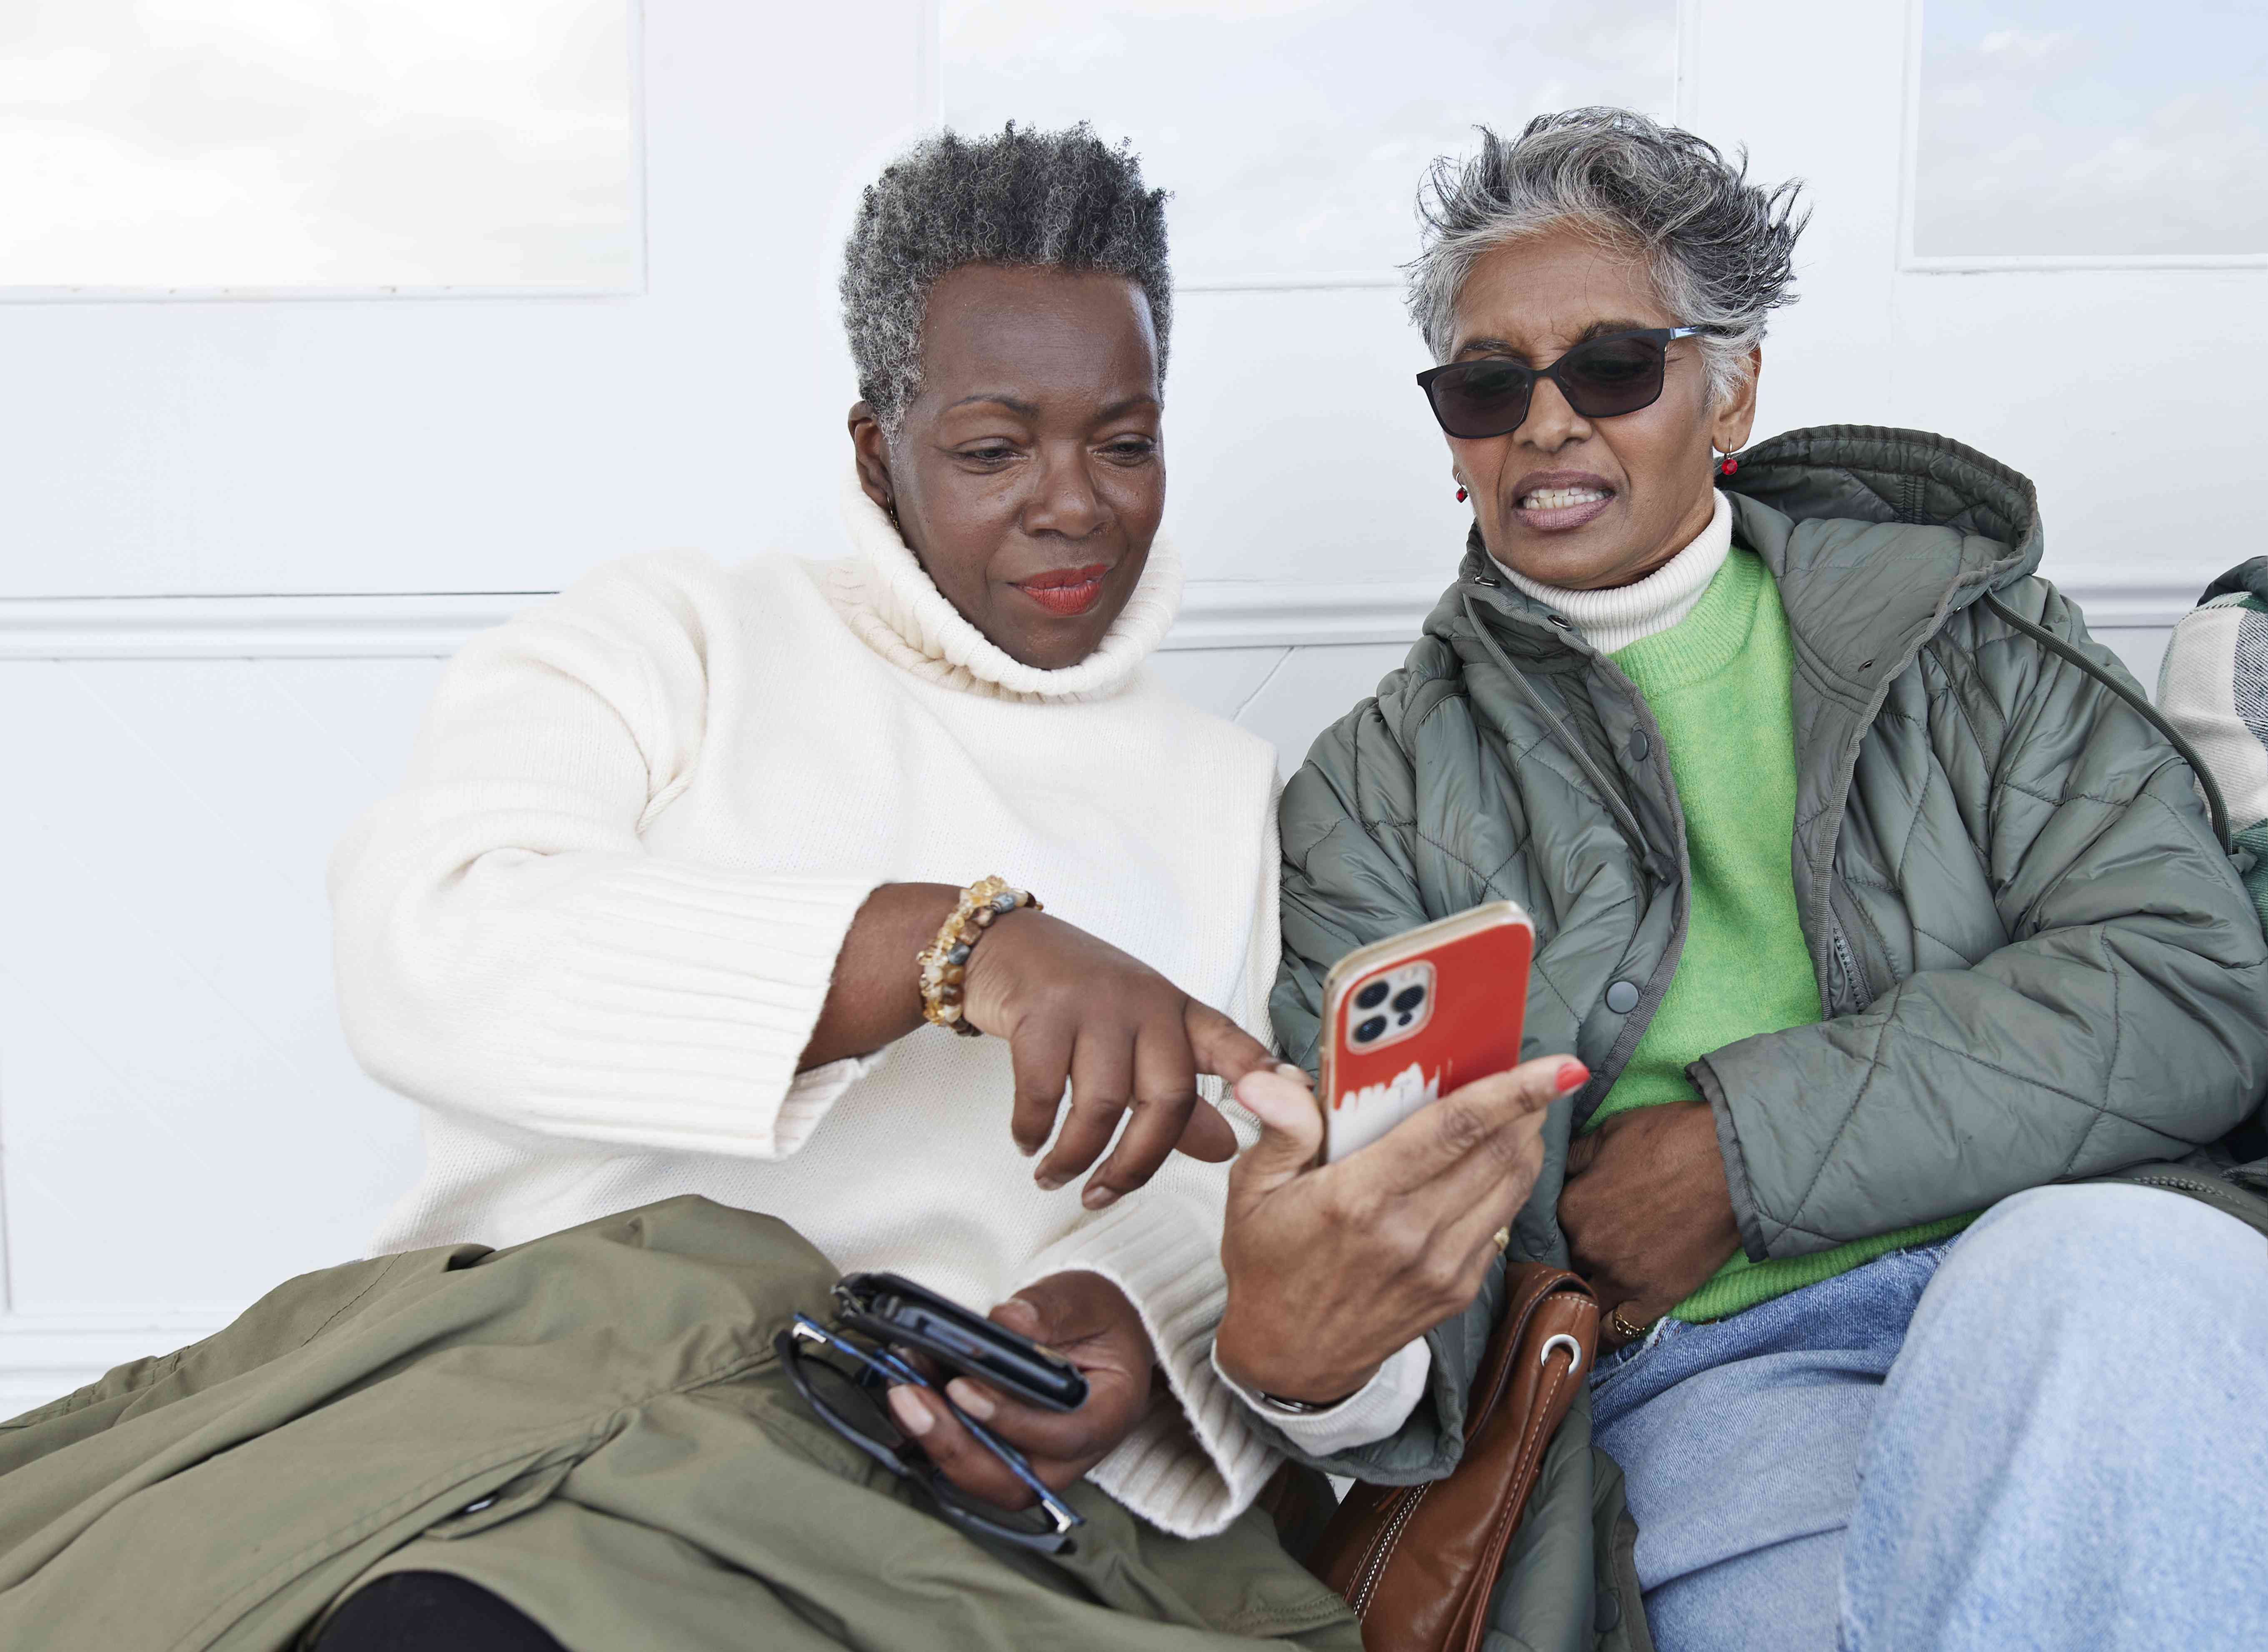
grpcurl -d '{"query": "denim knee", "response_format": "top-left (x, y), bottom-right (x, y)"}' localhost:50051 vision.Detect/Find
top-left (1934, 1181), bottom-right (2263, 1325)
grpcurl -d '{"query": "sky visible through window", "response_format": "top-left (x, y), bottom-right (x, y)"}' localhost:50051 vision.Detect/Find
top-left (943, 0), bottom-right (1676, 282)
top-left (1914, 0), bottom-right (2268, 257)
top-left (0, 1), bottom-right (634, 290)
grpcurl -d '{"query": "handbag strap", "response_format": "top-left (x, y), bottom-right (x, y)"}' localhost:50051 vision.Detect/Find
top-left (1445, 1281), bottom-right (1597, 1651)
top-left (1302, 1262), bottom-right (1600, 1652)
top-left (1458, 1262), bottom-right (1588, 1444)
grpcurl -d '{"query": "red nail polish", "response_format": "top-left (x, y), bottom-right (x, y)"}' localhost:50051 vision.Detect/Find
top-left (1556, 1061), bottom-right (1589, 1093)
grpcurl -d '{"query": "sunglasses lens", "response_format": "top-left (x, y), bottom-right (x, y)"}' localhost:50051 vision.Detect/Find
top-left (789, 1342), bottom-right (907, 1455)
top-left (1557, 334), bottom-right (1668, 416)
top-left (1428, 359), bottom-right (1532, 438)
top-left (779, 1328), bottom-right (1077, 1554)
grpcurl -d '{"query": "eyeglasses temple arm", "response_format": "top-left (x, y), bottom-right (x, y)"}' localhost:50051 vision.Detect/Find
top-left (787, 1315), bottom-right (1084, 1534)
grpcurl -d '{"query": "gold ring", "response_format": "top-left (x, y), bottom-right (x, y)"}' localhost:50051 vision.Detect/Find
top-left (1491, 1226), bottom-right (1511, 1254)
top-left (1607, 1305), bottom-right (1652, 1342)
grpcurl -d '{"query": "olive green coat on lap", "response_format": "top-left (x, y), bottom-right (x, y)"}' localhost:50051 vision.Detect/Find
top-left (1267, 427), bottom-right (2268, 1651)
top-left (0, 1197), bottom-right (1358, 1652)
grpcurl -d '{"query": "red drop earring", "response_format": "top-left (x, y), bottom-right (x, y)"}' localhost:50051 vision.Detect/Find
top-left (1718, 458), bottom-right (1739, 477)
top-left (1456, 486), bottom-right (1468, 502)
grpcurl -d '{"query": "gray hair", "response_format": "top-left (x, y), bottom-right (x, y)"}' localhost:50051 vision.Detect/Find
top-left (840, 123), bottom-right (1172, 437)
top-left (1407, 108), bottom-right (1808, 406)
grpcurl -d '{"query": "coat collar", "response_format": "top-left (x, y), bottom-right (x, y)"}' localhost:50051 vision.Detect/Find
top-left (1438, 425), bottom-right (2045, 691)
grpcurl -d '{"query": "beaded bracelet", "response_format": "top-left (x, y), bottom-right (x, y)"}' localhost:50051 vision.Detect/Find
top-left (916, 876), bottom-right (1043, 1037)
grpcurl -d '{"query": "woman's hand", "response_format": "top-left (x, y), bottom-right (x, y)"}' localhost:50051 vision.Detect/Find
top-left (961, 910), bottom-right (1272, 1207)
top-left (798, 884), bottom-right (1271, 1205)
top-left (1213, 1057), bottom-right (1576, 1405)
top-left (884, 1270), bottom-right (1152, 1510)
top-left (1558, 1101), bottom-right (1742, 1346)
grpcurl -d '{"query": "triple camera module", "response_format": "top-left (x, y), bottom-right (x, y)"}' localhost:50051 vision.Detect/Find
top-left (1347, 960), bottom-right (1435, 1052)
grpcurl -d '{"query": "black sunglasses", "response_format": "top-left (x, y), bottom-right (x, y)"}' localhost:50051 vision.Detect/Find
top-left (776, 1309), bottom-right (1085, 1554)
top-left (1416, 326), bottom-right (1705, 439)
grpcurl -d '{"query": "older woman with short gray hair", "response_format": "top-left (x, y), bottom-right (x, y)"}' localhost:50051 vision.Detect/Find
top-left (294, 123), bottom-right (1569, 1650)
top-left (1237, 108), bottom-right (2268, 1651)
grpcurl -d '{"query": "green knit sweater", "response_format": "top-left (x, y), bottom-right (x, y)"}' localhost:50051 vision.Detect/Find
top-left (1584, 547), bottom-right (1974, 1321)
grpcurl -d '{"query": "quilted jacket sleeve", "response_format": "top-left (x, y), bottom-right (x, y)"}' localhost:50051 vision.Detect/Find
top-left (1694, 580), bottom-right (2268, 1261)
top-left (1265, 677), bottom-right (1492, 1482)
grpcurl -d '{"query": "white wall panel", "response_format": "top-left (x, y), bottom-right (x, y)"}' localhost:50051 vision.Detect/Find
top-left (1884, 268), bottom-right (2268, 587)
top-left (1165, 285), bottom-right (1470, 588)
top-left (0, 658), bottom-right (435, 1318)
top-left (0, 0), bottom-right (934, 597)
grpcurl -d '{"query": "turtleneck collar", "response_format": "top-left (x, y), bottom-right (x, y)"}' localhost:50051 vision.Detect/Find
top-left (1490, 489), bottom-right (1732, 656)
top-left (823, 468), bottom-right (1181, 703)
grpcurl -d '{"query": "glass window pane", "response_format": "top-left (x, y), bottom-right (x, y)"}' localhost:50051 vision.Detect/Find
top-left (942, 0), bottom-right (1677, 282)
top-left (1914, 0), bottom-right (2268, 257)
top-left (0, 0), bottom-right (636, 290)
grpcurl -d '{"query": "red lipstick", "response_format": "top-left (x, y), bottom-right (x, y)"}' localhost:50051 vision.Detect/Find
top-left (1015, 563), bottom-right (1113, 617)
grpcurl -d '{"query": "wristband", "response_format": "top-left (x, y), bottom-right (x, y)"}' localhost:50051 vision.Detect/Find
top-left (1253, 1390), bottom-right (1342, 1416)
top-left (916, 876), bottom-right (1043, 1037)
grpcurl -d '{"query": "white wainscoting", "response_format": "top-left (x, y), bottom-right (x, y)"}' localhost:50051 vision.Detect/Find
top-left (0, 575), bottom-right (2190, 1412)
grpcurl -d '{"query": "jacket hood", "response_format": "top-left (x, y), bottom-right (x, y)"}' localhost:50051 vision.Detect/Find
top-left (1440, 425), bottom-right (2048, 686)
top-left (1722, 424), bottom-right (2041, 578)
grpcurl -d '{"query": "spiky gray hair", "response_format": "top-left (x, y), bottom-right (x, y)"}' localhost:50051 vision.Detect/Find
top-left (1407, 108), bottom-right (1808, 407)
top-left (840, 123), bottom-right (1172, 437)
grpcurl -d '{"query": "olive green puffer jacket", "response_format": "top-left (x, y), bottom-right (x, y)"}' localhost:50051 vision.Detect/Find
top-left (1267, 427), bottom-right (2268, 1652)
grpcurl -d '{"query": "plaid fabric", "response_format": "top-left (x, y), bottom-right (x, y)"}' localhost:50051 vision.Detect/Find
top-left (2157, 567), bottom-right (2268, 932)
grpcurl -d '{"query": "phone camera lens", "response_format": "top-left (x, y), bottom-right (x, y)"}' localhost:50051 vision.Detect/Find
top-left (1355, 981), bottom-right (1390, 1010)
top-left (1396, 1012), bottom-right (1413, 1027)
top-left (1353, 1015), bottom-right (1387, 1043)
top-left (1391, 985), bottom-right (1426, 1013)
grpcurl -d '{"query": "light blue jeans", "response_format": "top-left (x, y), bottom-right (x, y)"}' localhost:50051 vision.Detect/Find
top-left (1589, 1183), bottom-right (2268, 1652)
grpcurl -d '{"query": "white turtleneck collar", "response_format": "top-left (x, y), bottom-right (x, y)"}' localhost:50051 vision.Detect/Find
top-left (1492, 489), bottom-right (1733, 656)
top-left (824, 468), bottom-right (1181, 703)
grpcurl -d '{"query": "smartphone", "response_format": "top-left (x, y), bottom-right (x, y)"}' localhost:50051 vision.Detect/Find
top-left (836, 1271), bottom-right (1090, 1412)
top-left (1317, 901), bottom-right (1534, 1164)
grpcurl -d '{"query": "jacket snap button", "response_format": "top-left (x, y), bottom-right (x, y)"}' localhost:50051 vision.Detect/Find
top-left (1605, 980), bottom-right (1640, 1014)
top-left (1547, 613), bottom-right (1573, 630)
top-left (1629, 730), bottom-right (1650, 762)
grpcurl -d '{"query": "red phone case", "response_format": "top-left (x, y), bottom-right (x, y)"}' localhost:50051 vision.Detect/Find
top-left (1318, 902), bottom-right (1534, 1162)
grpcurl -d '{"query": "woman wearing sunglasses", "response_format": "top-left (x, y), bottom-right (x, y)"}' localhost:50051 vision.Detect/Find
top-left (1247, 108), bottom-right (2268, 1652)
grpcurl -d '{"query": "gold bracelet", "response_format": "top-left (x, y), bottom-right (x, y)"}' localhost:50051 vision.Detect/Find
top-left (916, 876), bottom-right (1043, 1037)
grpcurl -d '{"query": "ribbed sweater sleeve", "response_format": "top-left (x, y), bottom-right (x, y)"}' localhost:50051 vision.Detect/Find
top-left (1013, 1190), bottom-right (1270, 1538)
top-left (1006, 795), bottom-right (1288, 1539)
top-left (329, 554), bottom-right (882, 1157)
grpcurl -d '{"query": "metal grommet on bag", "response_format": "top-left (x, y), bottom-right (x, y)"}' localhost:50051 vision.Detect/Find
top-left (1538, 1332), bottom-right (1582, 1374)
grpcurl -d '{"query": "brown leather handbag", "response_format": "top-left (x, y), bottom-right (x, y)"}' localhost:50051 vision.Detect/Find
top-left (1306, 1264), bottom-right (1599, 1652)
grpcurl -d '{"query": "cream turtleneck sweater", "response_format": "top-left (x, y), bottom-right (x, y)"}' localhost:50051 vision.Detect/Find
top-left (329, 477), bottom-right (1288, 1537)
top-left (1492, 490), bottom-right (1733, 652)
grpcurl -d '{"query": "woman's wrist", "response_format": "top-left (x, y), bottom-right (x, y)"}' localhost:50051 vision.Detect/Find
top-left (916, 877), bottom-right (1044, 1036)
top-left (1213, 1311), bottom-right (1380, 1407)
top-left (796, 882), bottom-right (964, 1070)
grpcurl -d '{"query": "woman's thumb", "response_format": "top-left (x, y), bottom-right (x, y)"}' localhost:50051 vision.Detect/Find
top-left (1228, 1065), bottom-right (1323, 1200)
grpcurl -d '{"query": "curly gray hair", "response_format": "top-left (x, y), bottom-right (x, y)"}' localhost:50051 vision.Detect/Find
top-left (840, 123), bottom-right (1173, 437)
top-left (1407, 108), bottom-right (1808, 407)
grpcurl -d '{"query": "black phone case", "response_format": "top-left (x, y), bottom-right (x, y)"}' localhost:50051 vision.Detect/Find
top-left (839, 1271), bottom-right (1089, 1413)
